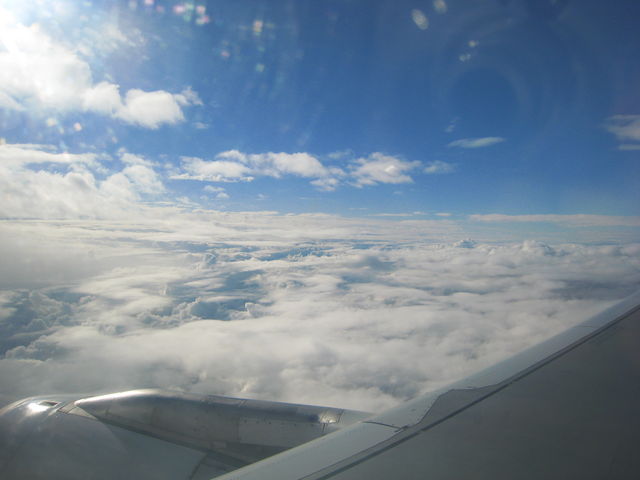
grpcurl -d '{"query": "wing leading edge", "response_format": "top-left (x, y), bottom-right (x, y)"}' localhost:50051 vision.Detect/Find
top-left (219, 291), bottom-right (640, 480)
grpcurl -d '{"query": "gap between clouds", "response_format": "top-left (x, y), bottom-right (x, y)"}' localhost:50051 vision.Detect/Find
top-left (0, 8), bottom-right (200, 128)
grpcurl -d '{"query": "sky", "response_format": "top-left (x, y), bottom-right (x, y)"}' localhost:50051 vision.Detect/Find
top-left (1, 0), bottom-right (640, 410)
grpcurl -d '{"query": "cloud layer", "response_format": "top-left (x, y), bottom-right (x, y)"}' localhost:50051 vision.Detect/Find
top-left (1, 216), bottom-right (638, 412)
top-left (470, 213), bottom-right (640, 228)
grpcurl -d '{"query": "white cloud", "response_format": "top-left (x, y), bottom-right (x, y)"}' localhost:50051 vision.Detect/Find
top-left (0, 143), bottom-right (97, 167)
top-left (371, 213), bottom-right (416, 217)
top-left (82, 81), bottom-right (122, 115)
top-left (470, 214), bottom-right (640, 228)
top-left (120, 152), bottom-right (156, 167)
top-left (223, 150), bottom-right (334, 179)
top-left (204, 185), bottom-right (230, 199)
top-left (115, 89), bottom-right (188, 129)
top-left (0, 143), bottom-right (165, 219)
top-left (605, 115), bottom-right (640, 148)
top-left (177, 157), bottom-right (254, 182)
top-left (448, 137), bottom-right (505, 148)
top-left (0, 10), bottom-right (92, 111)
top-left (174, 151), bottom-right (428, 191)
top-left (0, 216), bottom-right (637, 412)
top-left (424, 160), bottom-right (456, 174)
top-left (121, 165), bottom-right (165, 195)
top-left (255, 152), bottom-right (329, 178)
top-left (0, 9), bottom-right (199, 128)
top-left (175, 151), bottom-right (424, 191)
top-left (310, 176), bottom-right (341, 192)
top-left (350, 153), bottom-right (420, 187)
top-left (204, 185), bottom-right (225, 193)
top-left (175, 151), bottom-right (344, 190)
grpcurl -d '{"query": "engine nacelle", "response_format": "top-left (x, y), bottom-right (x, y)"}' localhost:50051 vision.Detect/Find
top-left (0, 389), bottom-right (371, 479)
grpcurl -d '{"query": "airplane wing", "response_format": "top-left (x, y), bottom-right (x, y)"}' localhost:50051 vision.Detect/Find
top-left (1, 291), bottom-right (639, 479)
top-left (217, 290), bottom-right (640, 480)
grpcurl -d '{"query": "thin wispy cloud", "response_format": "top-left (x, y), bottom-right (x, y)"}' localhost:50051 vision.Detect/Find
top-left (0, 143), bottom-right (98, 167)
top-left (604, 115), bottom-right (640, 150)
top-left (424, 160), bottom-right (456, 174)
top-left (448, 137), bottom-right (505, 148)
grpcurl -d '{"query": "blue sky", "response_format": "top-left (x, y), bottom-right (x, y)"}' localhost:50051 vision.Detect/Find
top-left (1, 0), bottom-right (639, 228)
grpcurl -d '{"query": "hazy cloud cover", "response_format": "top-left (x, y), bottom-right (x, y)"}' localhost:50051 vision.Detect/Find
top-left (1, 213), bottom-right (638, 412)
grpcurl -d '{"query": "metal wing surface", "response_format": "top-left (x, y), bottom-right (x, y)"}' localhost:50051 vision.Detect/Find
top-left (218, 291), bottom-right (640, 480)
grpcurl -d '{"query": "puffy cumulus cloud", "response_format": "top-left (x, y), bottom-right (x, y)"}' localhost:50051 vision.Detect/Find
top-left (0, 143), bottom-right (165, 219)
top-left (82, 81), bottom-right (122, 116)
top-left (113, 88), bottom-right (200, 129)
top-left (177, 157), bottom-right (254, 182)
top-left (83, 85), bottom-right (200, 130)
top-left (0, 9), bottom-right (199, 128)
top-left (470, 213), bottom-right (640, 228)
top-left (424, 160), bottom-right (456, 174)
top-left (174, 151), bottom-right (424, 191)
top-left (246, 152), bottom-right (331, 179)
top-left (175, 151), bottom-right (345, 190)
top-left (349, 153), bottom-right (420, 187)
top-left (0, 10), bottom-right (91, 111)
top-left (448, 137), bottom-right (505, 148)
top-left (0, 214), bottom-right (638, 411)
